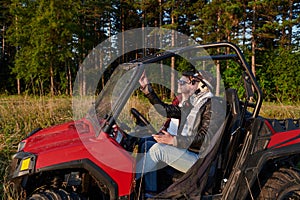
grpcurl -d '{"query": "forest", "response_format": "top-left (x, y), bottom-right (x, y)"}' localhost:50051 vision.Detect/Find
top-left (0, 0), bottom-right (299, 102)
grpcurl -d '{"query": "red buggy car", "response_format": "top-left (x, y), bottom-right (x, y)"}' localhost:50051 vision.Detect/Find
top-left (8, 42), bottom-right (300, 200)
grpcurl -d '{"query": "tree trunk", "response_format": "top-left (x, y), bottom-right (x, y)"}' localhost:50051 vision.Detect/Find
top-left (68, 61), bottom-right (72, 96)
top-left (50, 62), bottom-right (54, 96)
top-left (159, 0), bottom-right (165, 99)
top-left (121, 0), bottom-right (125, 62)
top-left (170, 15), bottom-right (175, 99)
top-left (79, 24), bottom-right (86, 96)
top-left (251, 1), bottom-right (257, 76)
top-left (288, 0), bottom-right (294, 48)
top-left (17, 78), bottom-right (20, 95)
top-left (215, 9), bottom-right (221, 96)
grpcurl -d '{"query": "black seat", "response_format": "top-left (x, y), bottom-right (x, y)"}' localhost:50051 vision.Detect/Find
top-left (203, 88), bottom-right (242, 193)
top-left (225, 88), bottom-right (242, 133)
top-left (221, 88), bottom-right (244, 179)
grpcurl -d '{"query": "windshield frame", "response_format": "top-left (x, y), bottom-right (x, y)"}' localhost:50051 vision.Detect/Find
top-left (87, 62), bottom-right (145, 135)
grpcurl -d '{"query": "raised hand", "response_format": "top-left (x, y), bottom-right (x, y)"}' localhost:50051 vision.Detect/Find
top-left (139, 71), bottom-right (149, 89)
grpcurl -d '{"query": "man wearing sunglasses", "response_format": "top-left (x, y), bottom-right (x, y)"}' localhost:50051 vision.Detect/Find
top-left (162, 71), bottom-right (199, 135)
top-left (137, 70), bottom-right (216, 198)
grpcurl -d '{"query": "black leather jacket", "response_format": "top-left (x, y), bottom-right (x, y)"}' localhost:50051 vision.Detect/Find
top-left (143, 85), bottom-right (192, 120)
top-left (142, 84), bottom-right (224, 153)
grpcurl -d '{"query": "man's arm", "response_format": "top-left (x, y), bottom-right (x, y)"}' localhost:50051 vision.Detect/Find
top-left (139, 70), bottom-right (182, 119)
top-left (141, 84), bottom-right (182, 119)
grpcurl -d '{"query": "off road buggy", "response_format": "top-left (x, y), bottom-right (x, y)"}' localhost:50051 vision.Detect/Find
top-left (8, 42), bottom-right (300, 199)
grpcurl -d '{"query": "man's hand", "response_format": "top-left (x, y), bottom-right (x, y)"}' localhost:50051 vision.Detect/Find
top-left (139, 71), bottom-right (149, 89)
top-left (152, 130), bottom-right (174, 145)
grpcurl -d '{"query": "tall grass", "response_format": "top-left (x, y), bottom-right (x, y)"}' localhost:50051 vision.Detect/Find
top-left (0, 95), bottom-right (72, 200)
top-left (260, 101), bottom-right (300, 119)
top-left (0, 95), bottom-right (299, 199)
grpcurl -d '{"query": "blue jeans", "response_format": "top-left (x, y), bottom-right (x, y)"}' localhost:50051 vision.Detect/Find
top-left (138, 136), bottom-right (156, 154)
top-left (136, 142), bottom-right (199, 192)
top-left (138, 137), bottom-right (157, 192)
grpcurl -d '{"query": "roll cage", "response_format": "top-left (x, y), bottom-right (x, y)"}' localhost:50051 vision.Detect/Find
top-left (101, 42), bottom-right (262, 134)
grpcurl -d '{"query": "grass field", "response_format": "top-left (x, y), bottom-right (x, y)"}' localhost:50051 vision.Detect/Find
top-left (0, 95), bottom-right (72, 200)
top-left (0, 95), bottom-right (299, 199)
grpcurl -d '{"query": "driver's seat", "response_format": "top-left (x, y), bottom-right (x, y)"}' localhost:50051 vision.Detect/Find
top-left (221, 88), bottom-right (243, 179)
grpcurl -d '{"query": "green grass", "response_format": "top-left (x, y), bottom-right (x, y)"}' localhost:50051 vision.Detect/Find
top-left (0, 95), bottom-right (299, 199)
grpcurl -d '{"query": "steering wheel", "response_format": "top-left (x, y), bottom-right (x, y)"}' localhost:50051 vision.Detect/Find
top-left (130, 108), bottom-right (157, 134)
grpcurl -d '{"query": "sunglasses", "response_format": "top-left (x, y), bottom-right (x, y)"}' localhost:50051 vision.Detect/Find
top-left (177, 79), bottom-right (190, 85)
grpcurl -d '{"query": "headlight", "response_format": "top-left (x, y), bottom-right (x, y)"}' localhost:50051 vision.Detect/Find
top-left (10, 152), bottom-right (36, 178)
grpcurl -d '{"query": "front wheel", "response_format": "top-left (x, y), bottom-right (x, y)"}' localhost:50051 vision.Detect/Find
top-left (28, 188), bottom-right (83, 200)
top-left (258, 168), bottom-right (300, 200)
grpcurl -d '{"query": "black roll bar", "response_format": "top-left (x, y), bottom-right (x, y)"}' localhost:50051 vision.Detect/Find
top-left (133, 42), bottom-right (262, 118)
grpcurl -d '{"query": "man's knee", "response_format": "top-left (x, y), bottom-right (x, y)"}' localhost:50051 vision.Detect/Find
top-left (150, 143), bottom-right (165, 150)
top-left (148, 143), bottom-right (167, 157)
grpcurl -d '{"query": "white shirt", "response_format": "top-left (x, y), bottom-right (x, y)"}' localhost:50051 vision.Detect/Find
top-left (167, 118), bottom-right (180, 135)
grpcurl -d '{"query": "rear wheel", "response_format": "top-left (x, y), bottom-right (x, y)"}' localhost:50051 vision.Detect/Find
top-left (258, 168), bottom-right (300, 200)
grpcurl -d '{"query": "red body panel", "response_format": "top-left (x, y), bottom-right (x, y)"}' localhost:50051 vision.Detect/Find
top-left (267, 128), bottom-right (300, 148)
top-left (22, 119), bottom-right (135, 196)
